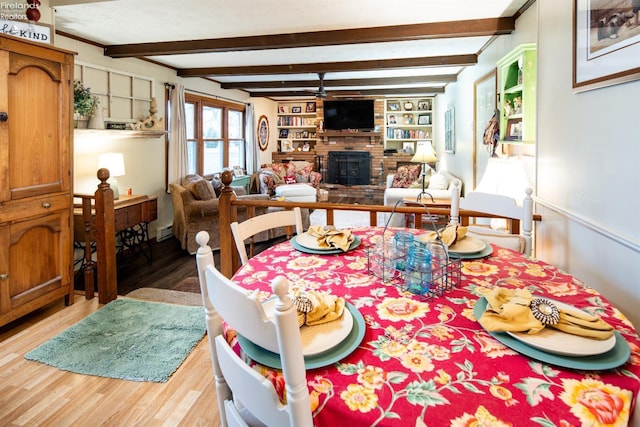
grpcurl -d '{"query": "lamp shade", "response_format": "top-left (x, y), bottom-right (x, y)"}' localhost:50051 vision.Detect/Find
top-left (475, 158), bottom-right (530, 201)
top-left (98, 152), bottom-right (125, 177)
top-left (411, 142), bottom-right (438, 164)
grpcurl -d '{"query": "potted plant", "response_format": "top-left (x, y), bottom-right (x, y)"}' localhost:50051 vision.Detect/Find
top-left (73, 80), bottom-right (98, 128)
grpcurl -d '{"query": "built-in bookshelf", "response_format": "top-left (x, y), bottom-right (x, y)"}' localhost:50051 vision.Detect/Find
top-left (384, 97), bottom-right (434, 154)
top-left (276, 100), bottom-right (318, 153)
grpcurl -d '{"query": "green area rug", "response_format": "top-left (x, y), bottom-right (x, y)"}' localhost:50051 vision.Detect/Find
top-left (25, 298), bottom-right (206, 382)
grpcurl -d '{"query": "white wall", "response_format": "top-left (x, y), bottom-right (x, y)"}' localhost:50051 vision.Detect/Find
top-left (439, 1), bottom-right (640, 330)
top-left (535, 0), bottom-right (640, 330)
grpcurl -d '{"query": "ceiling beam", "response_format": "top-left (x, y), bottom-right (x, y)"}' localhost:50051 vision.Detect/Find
top-left (250, 87), bottom-right (446, 98)
top-left (178, 55), bottom-right (476, 77)
top-left (104, 18), bottom-right (514, 58)
top-left (220, 74), bottom-right (457, 89)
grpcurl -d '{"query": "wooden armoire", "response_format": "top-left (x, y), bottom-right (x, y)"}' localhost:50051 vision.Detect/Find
top-left (0, 34), bottom-right (74, 327)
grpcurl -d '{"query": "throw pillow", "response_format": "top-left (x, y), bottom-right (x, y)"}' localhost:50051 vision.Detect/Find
top-left (284, 175), bottom-right (297, 184)
top-left (409, 175), bottom-right (428, 188)
top-left (427, 173), bottom-right (447, 190)
top-left (185, 176), bottom-right (216, 200)
top-left (391, 164), bottom-right (422, 188)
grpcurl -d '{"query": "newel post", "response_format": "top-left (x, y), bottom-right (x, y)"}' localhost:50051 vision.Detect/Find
top-left (218, 170), bottom-right (239, 278)
top-left (95, 168), bottom-right (118, 303)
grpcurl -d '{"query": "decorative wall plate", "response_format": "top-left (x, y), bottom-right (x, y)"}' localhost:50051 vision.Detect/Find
top-left (257, 115), bottom-right (269, 151)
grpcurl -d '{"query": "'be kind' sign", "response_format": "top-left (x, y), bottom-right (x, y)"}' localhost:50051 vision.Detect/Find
top-left (1, 20), bottom-right (51, 44)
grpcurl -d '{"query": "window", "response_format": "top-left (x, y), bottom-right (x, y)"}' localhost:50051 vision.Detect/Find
top-left (184, 93), bottom-right (246, 177)
top-left (75, 61), bottom-right (155, 123)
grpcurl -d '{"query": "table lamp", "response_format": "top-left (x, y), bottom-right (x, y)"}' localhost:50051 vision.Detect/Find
top-left (411, 142), bottom-right (438, 202)
top-left (98, 152), bottom-right (125, 199)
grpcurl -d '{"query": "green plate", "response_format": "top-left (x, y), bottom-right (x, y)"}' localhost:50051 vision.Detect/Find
top-left (237, 303), bottom-right (365, 370)
top-left (291, 235), bottom-right (361, 255)
top-left (474, 297), bottom-right (630, 370)
top-left (449, 242), bottom-right (493, 259)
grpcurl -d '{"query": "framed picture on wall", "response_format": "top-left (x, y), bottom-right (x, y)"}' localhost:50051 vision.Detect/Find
top-left (573, 0), bottom-right (640, 92)
top-left (444, 107), bottom-right (455, 153)
top-left (257, 115), bottom-right (269, 151)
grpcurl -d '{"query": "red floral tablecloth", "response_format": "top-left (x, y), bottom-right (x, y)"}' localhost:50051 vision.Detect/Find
top-left (230, 227), bottom-right (640, 426)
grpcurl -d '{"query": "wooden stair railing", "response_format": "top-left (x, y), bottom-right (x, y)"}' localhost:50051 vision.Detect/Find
top-left (73, 168), bottom-right (118, 304)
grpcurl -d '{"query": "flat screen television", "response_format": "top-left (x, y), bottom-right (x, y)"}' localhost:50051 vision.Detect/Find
top-left (323, 100), bottom-right (375, 131)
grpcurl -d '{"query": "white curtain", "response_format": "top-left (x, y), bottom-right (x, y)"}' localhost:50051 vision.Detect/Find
top-left (167, 83), bottom-right (188, 188)
top-left (245, 103), bottom-right (259, 174)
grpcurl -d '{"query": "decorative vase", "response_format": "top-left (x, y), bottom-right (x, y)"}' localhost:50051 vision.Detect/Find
top-left (88, 107), bottom-right (105, 129)
top-left (74, 118), bottom-right (88, 129)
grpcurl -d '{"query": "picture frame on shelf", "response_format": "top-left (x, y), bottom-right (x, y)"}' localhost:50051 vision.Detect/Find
top-left (291, 106), bottom-right (302, 113)
top-left (257, 115), bottom-right (269, 151)
top-left (505, 119), bottom-right (522, 141)
top-left (403, 114), bottom-right (413, 125)
top-left (302, 142), bottom-right (311, 151)
top-left (403, 101), bottom-right (414, 110)
top-left (388, 101), bottom-right (400, 111)
top-left (306, 102), bottom-right (316, 113)
top-left (278, 105), bottom-right (288, 113)
top-left (388, 114), bottom-right (397, 125)
top-left (281, 140), bottom-right (294, 152)
top-left (279, 129), bottom-right (289, 138)
top-left (417, 100), bottom-right (431, 111)
top-left (573, 0), bottom-right (640, 92)
top-left (233, 166), bottom-right (244, 177)
top-left (417, 114), bottom-right (431, 125)
top-left (402, 142), bottom-right (414, 154)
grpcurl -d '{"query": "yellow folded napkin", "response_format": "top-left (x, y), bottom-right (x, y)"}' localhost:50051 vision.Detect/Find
top-left (423, 224), bottom-right (467, 247)
top-left (294, 290), bottom-right (345, 327)
top-left (307, 225), bottom-right (353, 251)
top-left (478, 287), bottom-right (614, 340)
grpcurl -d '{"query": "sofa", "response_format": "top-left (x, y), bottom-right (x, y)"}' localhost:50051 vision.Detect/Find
top-left (383, 165), bottom-right (462, 227)
top-left (256, 160), bottom-right (322, 197)
top-left (170, 174), bottom-right (309, 254)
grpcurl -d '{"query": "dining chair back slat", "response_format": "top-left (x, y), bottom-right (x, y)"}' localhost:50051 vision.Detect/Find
top-left (231, 207), bottom-right (304, 265)
top-left (195, 230), bottom-right (312, 427)
top-left (450, 185), bottom-right (534, 255)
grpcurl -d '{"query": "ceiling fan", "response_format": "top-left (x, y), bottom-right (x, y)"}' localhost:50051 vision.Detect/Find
top-left (309, 72), bottom-right (362, 99)
top-left (315, 72), bottom-right (327, 99)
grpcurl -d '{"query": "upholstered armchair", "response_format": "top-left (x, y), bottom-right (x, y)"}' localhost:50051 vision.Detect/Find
top-left (170, 175), bottom-right (272, 254)
top-left (170, 174), bottom-right (309, 254)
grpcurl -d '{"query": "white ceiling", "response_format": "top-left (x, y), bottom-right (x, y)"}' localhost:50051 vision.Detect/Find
top-left (51, 0), bottom-right (533, 99)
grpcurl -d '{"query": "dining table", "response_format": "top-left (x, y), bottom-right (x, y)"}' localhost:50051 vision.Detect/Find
top-left (228, 226), bottom-right (640, 426)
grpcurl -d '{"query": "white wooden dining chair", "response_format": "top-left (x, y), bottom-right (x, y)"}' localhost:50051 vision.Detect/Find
top-left (231, 207), bottom-right (304, 265)
top-left (195, 230), bottom-right (312, 427)
top-left (450, 182), bottom-right (534, 256)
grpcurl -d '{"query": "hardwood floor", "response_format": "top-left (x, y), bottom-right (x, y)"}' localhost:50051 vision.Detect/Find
top-left (0, 294), bottom-right (221, 426)
top-left (0, 235), bottom-right (284, 426)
